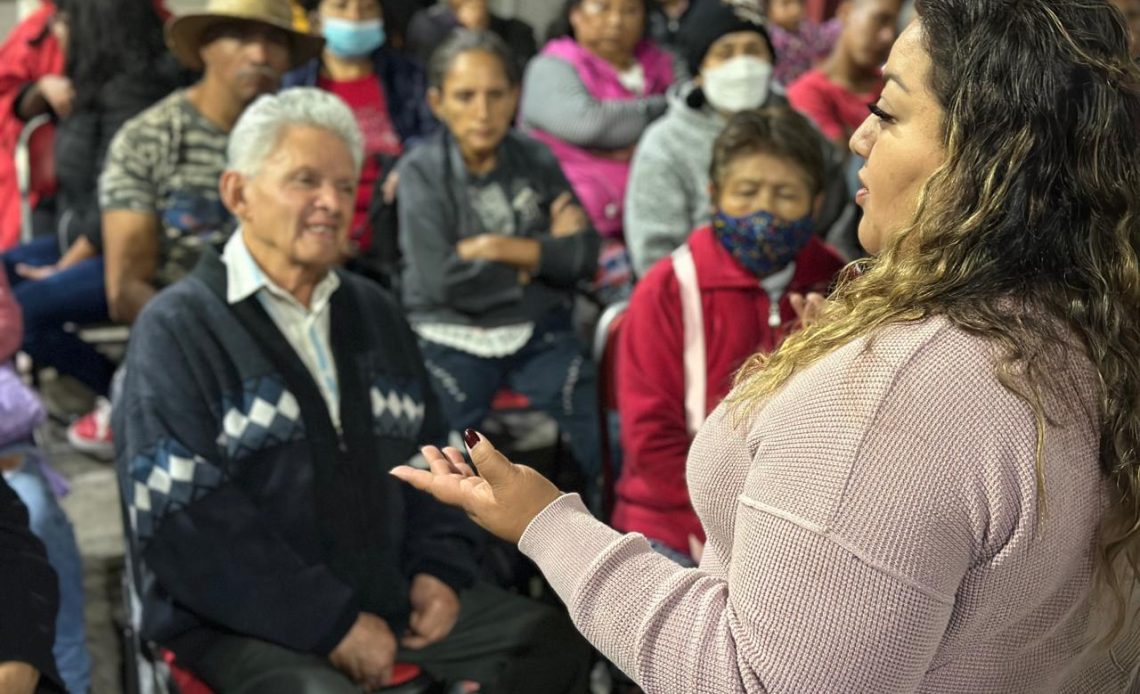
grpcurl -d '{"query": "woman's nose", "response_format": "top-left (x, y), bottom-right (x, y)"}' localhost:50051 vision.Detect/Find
top-left (849, 116), bottom-right (875, 159)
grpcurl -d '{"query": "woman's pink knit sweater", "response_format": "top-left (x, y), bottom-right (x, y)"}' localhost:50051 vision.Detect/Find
top-left (520, 317), bottom-right (1140, 692)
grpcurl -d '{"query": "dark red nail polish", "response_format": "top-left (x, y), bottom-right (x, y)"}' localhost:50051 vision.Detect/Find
top-left (463, 428), bottom-right (480, 449)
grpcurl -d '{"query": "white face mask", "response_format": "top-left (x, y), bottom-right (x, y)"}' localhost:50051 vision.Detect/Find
top-left (702, 55), bottom-right (773, 113)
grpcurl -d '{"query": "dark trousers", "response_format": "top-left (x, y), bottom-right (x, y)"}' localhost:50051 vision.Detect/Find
top-left (418, 315), bottom-right (602, 484)
top-left (188, 582), bottom-right (592, 694)
top-left (2, 236), bottom-right (113, 394)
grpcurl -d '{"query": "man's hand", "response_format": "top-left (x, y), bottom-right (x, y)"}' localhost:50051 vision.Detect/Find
top-left (550, 192), bottom-right (587, 237)
top-left (402, 574), bottom-right (461, 650)
top-left (329, 613), bottom-right (398, 690)
top-left (37, 75), bottom-right (74, 118)
top-left (0, 662), bottom-right (40, 694)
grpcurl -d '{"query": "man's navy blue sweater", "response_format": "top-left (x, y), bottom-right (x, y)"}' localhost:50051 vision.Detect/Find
top-left (114, 250), bottom-right (478, 666)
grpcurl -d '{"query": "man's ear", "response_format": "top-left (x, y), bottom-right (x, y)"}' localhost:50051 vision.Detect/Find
top-left (506, 85), bottom-right (521, 115)
top-left (219, 170), bottom-right (250, 221)
top-left (427, 87), bottom-right (444, 118)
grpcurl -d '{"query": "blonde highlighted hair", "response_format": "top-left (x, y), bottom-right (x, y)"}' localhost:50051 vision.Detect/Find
top-left (730, 0), bottom-right (1140, 638)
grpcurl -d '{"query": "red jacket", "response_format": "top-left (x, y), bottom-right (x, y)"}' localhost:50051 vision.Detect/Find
top-left (611, 225), bottom-right (846, 553)
top-left (0, 2), bottom-right (64, 251)
top-left (786, 68), bottom-right (883, 143)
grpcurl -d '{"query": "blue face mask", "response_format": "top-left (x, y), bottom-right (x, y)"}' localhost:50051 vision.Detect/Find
top-left (712, 209), bottom-right (815, 277)
top-left (322, 17), bottom-right (385, 58)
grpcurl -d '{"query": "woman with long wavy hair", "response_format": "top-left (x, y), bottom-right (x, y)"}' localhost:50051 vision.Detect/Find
top-left (392, 0), bottom-right (1140, 690)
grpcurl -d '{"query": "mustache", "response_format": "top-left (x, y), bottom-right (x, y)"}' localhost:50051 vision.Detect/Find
top-left (235, 65), bottom-right (280, 82)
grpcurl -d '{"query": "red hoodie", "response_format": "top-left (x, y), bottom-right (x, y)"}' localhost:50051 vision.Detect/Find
top-left (612, 225), bottom-right (847, 554)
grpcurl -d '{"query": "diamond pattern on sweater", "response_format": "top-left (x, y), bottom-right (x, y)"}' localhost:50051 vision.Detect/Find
top-left (370, 376), bottom-right (425, 440)
top-left (126, 438), bottom-right (224, 542)
top-left (219, 376), bottom-right (304, 459)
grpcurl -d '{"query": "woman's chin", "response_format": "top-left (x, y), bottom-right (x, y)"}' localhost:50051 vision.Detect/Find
top-left (856, 220), bottom-right (881, 256)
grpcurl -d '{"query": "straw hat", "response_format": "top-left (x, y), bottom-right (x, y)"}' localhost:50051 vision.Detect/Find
top-left (166, 0), bottom-right (325, 72)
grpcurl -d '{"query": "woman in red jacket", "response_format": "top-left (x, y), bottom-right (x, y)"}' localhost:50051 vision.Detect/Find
top-left (612, 107), bottom-right (847, 563)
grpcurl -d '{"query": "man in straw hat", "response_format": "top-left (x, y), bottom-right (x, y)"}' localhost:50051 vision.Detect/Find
top-left (66, 0), bottom-right (323, 458)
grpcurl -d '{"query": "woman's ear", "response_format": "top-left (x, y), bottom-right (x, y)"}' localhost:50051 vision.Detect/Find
top-left (811, 192), bottom-right (825, 222)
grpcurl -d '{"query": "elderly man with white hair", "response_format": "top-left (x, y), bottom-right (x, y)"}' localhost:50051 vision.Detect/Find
top-left (114, 88), bottom-right (591, 694)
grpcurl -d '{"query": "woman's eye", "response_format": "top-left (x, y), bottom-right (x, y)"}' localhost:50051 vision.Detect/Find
top-left (867, 102), bottom-right (896, 125)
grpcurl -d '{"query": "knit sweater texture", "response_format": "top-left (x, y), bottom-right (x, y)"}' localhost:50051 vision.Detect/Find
top-left (521, 316), bottom-right (1140, 692)
top-left (115, 250), bottom-right (479, 666)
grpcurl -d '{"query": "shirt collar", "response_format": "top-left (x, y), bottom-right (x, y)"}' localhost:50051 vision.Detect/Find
top-left (222, 229), bottom-right (341, 310)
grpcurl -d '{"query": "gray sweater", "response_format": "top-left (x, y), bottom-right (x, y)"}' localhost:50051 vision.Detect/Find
top-left (625, 82), bottom-right (731, 276)
top-left (397, 129), bottom-right (599, 327)
top-left (625, 82), bottom-right (853, 276)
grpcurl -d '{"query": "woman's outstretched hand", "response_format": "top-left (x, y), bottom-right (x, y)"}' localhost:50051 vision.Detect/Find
top-left (390, 429), bottom-right (564, 544)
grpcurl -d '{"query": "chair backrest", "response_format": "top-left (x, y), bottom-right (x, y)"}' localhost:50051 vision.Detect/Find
top-left (15, 114), bottom-right (57, 244)
top-left (592, 300), bottom-right (628, 520)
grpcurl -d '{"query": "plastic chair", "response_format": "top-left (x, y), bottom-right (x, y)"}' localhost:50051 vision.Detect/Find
top-left (14, 113), bottom-right (57, 245)
top-left (591, 300), bottom-right (628, 521)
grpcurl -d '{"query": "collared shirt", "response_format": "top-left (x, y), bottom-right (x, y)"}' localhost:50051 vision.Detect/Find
top-left (222, 231), bottom-right (343, 428)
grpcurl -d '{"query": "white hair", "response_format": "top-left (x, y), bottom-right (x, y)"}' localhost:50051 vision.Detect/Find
top-left (226, 88), bottom-right (365, 177)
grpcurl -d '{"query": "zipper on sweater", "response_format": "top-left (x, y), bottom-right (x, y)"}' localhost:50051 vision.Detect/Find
top-left (763, 283), bottom-right (781, 329)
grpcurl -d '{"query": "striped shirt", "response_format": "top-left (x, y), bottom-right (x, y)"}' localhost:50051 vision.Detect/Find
top-left (99, 89), bottom-right (236, 287)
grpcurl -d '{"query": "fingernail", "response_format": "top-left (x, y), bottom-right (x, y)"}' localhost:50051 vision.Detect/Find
top-left (463, 428), bottom-right (480, 449)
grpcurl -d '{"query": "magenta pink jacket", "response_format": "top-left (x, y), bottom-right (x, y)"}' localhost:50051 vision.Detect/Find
top-left (526, 37), bottom-right (673, 238)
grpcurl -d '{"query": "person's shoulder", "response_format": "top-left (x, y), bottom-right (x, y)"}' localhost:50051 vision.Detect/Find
top-left (125, 89), bottom-right (189, 128)
top-left (376, 46), bottom-right (425, 77)
top-left (635, 242), bottom-right (688, 294)
top-left (337, 269), bottom-right (401, 313)
top-left (506, 129), bottom-right (559, 165)
top-left (787, 68), bottom-right (829, 94)
top-left (132, 275), bottom-right (214, 336)
top-left (795, 237), bottom-right (849, 276)
top-left (636, 98), bottom-right (701, 157)
top-left (397, 130), bottom-right (445, 172)
top-left (110, 89), bottom-right (188, 145)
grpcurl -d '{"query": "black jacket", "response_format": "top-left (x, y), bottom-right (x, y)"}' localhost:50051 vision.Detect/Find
top-left (0, 476), bottom-right (63, 692)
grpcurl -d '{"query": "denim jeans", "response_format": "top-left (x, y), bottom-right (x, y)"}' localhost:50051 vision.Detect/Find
top-left (3, 235), bottom-right (114, 395)
top-left (3, 448), bottom-right (91, 693)
top-left (419, 314), bottom-right (603, 498)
